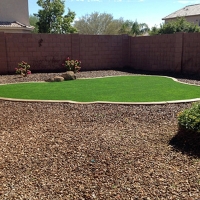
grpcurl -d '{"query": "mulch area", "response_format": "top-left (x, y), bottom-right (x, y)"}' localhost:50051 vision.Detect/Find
top-left (0, 70), bottom-right (200, 199)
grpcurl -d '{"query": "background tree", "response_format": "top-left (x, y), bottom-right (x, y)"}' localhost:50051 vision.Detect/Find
top-left (29, 15), bottom-right (39, 33)
top-left (34, 0), bottom-right (77, 34)
top-left (118, 20), bottom-right (132, 34)
top-left (149, 17), bottom-right (200, 35)
top-left (103, 18), bottom-right (124, 35)
top-left (149, 25), bottom-right (159, 36)
top-left (130, 21), bottom-right (149, 36)
top-left (74, 12), bottom-right (123, 35)
top-left (119, 20), bottom-right (149, 36)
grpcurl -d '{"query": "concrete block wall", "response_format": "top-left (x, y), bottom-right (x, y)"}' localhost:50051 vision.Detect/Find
top-left (5, 33), bottom-right (72, 73)
top-left (130, 34), bottom-right (180, 73)
top-left (0, 33), bottom-right (7, 74)
top-left (182, 33), bottom-right (200, 74)
top-left (79, 34), bottom-right (130, 70)
top-left (0, 33), bottom-right (130, 74)
top-left (0, 32), bottom-right (200, 75)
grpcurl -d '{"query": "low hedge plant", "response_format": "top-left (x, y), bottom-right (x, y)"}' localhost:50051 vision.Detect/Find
top-left (178, 102), bottom-right (200, 132)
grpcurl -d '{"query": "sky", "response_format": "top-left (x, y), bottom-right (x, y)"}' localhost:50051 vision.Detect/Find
top-left (28, 0), bottom-right (200, 28)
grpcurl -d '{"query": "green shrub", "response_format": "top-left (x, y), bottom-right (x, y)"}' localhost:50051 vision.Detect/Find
top-left (178, 102), bottom-right (200, 132)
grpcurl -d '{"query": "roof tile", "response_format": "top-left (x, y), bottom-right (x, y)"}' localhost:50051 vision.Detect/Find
top-left (0, 21), bottom-right (33, 28)
top-left (163, 4), bottom-right (200, 19)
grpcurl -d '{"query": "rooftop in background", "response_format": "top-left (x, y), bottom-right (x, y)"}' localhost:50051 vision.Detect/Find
top-left (162, 4), bottom-right (200, 20)
top-left (0, 21), bottom-right (34, 33)
top-left (0, 21), bottom-right (33, 28)
top-left (0, 0), bottom-right (34, 33)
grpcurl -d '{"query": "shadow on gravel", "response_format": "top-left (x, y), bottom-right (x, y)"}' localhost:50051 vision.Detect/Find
top-left (169, 128), bottom-right (200, 158)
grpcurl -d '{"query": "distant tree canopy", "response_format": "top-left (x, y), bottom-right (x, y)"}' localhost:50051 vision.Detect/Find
top-left (74, 12), bottom-right (149, 36)
top-left (149, 17), bottom-right (200, 35)
top-left (119, 20), bottom-right (149, 36)
top-left (74, 12), bottom-right (124, 35)
top-left (34, 0), bottom-right (77, 34)
top-left (29, 15), bottom-right (39, 33)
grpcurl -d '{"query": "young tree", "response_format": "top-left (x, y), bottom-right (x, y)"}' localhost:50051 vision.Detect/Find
top-left (74, 12), bottom-right (123, 35)
top-left (34, 0), bottom-right (77, 34)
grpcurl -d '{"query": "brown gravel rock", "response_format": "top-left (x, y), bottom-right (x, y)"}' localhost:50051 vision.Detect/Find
top-left (0, 70), bottom-right (200, 199)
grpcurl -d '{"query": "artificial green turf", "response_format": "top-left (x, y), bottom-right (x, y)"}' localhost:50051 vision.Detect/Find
top-left (0, 76), bottom-right (200, 102)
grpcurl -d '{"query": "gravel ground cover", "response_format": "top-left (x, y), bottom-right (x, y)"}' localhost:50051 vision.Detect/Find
top-left (0, 70), bottom-right (200, 199)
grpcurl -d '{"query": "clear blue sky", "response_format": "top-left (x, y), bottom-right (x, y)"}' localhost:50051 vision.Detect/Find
top-left (28, 0), bottom-right (200, 28)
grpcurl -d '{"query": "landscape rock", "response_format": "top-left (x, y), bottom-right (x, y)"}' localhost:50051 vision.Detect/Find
top-left (61, 71), bottom-right (76, 80)
top-left (53, 76), bottom-right (64, 82)
top-left (45, 76), bottom-right (64, 82)
top-left (45, 77), bottom-right (55, 82)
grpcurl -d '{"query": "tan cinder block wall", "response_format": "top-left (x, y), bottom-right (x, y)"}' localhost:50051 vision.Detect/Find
top-left (0, 0), bottom-right (30, 26)
top-left (182, 33), bottom-right (200, 74)
top-left (1, 33), bottom-right (124, 74)
top-left (1, 32), bottom-right (200, 75)
top-left (130, 34), bottom-right (179, 73)
top-left (5, 33), bottom-right (72, 73)
top-left (0, 32), bottom-right (8, 74)
top-left (79, 34), bottom-right (130, 70)
top-left (4, 33), bottom-right (130, 73)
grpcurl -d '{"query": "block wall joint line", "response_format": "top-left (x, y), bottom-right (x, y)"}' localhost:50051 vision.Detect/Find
top-left (4, 33), bottom-right (9, 74)
top-left (129, 35), bottom-right (131, 68)
top-left (70, 34), bottom-right (72, 58)
top-left (174, 32), bottom-right (184, 73)
top-left (180, 33), bottom-right (185, 74)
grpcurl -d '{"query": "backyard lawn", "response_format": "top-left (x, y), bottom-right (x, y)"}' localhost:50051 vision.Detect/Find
top-left (0, 75), bottom-right (200, 102)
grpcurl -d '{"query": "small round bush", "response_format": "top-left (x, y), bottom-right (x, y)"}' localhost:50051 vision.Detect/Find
top-left (178, 102), bottom-right (200, 132)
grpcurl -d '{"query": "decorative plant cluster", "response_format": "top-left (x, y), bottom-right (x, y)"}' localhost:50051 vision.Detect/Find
top-left (178, 102), bottom-right (200, 132)
top-left (14, 57), bottom-right (81, 78)
top-left (15, 61), bottom-right (31, 77)
top-left (62, 57), bottom-right (81, 73)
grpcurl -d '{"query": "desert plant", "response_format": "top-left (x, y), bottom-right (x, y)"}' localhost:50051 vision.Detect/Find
top-left (178, 102), bottom-right (200, 132)
top-left (62, 57), bottom-right (81, 73)
top-left (15, 61), bottom-right (31, 77)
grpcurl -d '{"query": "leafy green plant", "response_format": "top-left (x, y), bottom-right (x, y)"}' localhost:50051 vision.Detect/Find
top-left (34, 0), bottom-right (77, 34)
top-left (118, 20), bottom-right (149, 36)
top-left (178, 102), bottom-right (200, 132)
top-left (62, 57), bottom-right (81, 73)
top-left (150, 17), bottom-right (200, 35)
top-left (15, 61), bottom-right (31, 77)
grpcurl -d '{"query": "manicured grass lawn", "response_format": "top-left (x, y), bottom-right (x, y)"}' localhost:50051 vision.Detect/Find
top-left (0, 76), bottom-right (200, 102)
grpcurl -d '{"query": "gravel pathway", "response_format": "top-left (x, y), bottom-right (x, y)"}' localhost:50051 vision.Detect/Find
top-left (0, 70), bottom-right (200, 199)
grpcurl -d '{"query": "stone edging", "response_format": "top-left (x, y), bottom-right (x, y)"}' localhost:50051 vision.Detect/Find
top-left (0, 75), bottom-right (200, 105)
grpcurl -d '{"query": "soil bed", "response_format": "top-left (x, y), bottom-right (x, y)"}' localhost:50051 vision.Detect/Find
top-left (0, 70), bottom-right (200, 199)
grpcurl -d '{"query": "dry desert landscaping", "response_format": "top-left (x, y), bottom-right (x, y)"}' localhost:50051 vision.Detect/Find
top-left (0, 70), bottom-right (200, 199)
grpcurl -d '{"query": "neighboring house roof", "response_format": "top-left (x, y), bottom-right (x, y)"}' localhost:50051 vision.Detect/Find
top-left (0, 21), bottom-right (33, 29)
top-left (162, 4), bottom-right (200, 20)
